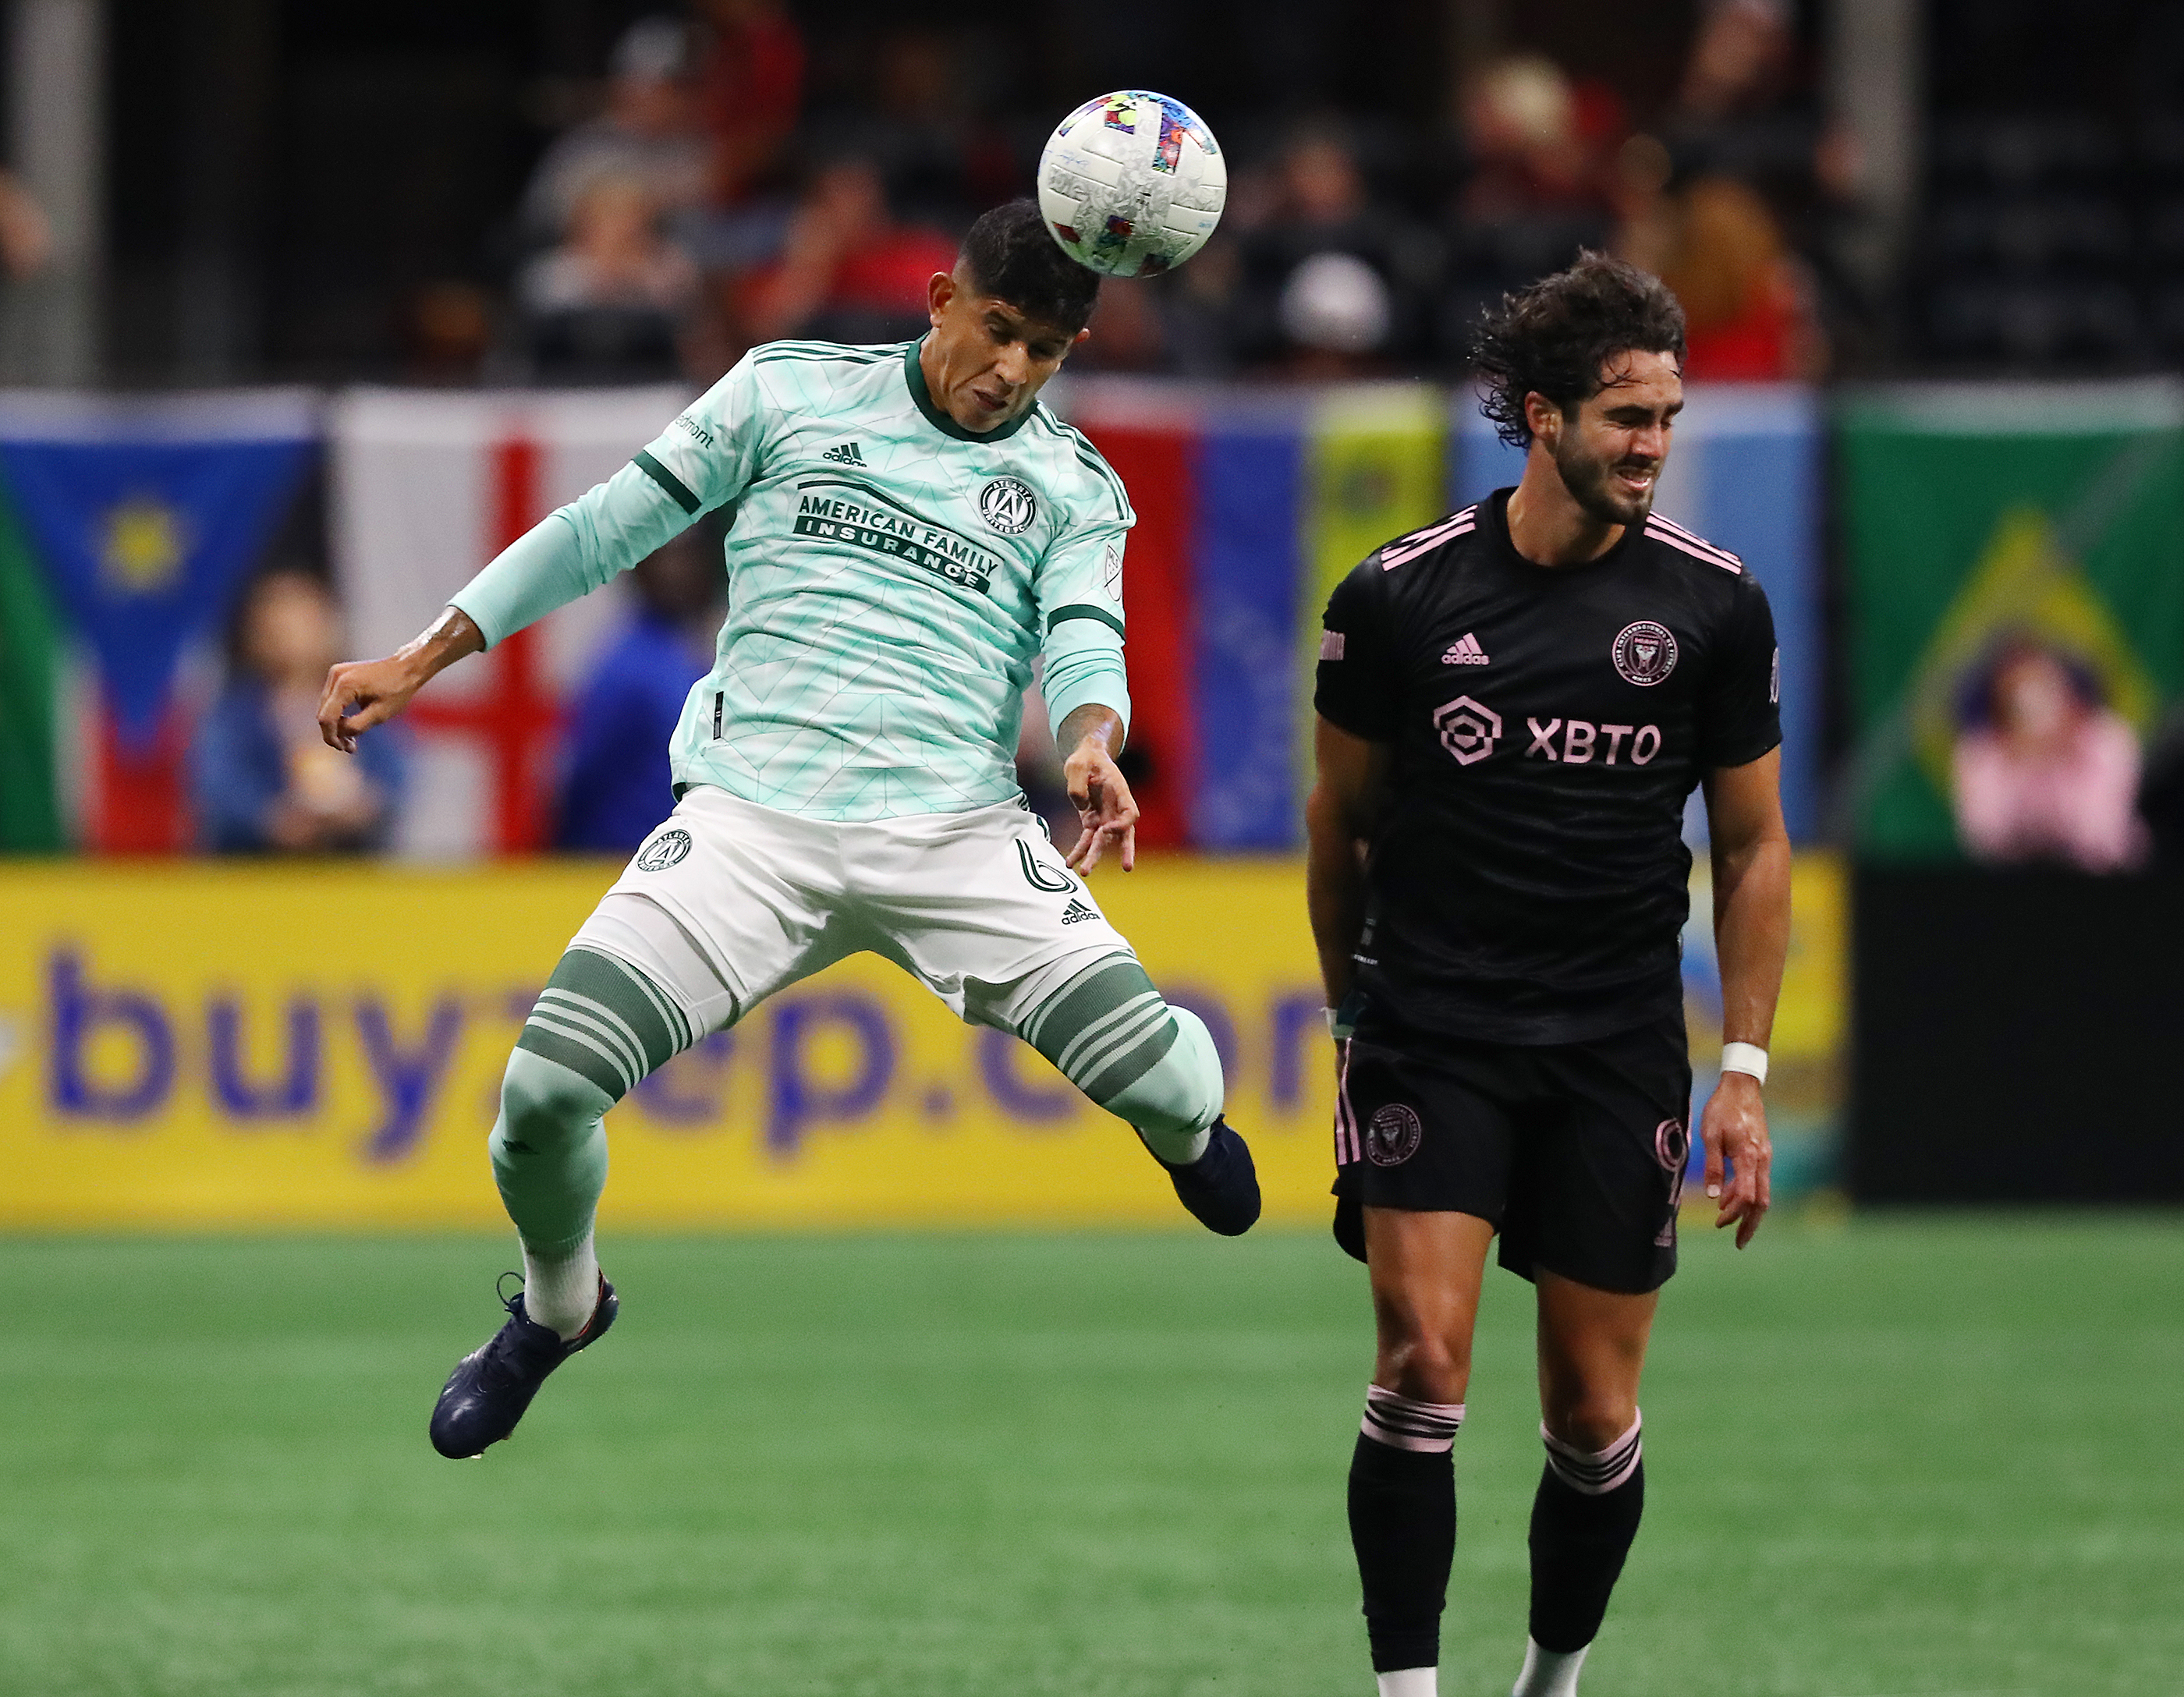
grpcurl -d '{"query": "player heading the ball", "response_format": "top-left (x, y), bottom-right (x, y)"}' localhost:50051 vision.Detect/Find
top-left (315, 196), bottom-right (1261, 1468)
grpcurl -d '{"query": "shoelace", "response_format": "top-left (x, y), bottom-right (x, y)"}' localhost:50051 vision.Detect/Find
top-left (467, 1275), bottom-right (551, 1391)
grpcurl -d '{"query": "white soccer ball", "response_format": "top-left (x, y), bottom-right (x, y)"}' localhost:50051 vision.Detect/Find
top-left (1036, 90), bottom-right (1227, 278)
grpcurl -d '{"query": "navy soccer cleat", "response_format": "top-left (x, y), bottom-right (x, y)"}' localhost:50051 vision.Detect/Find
top-left (1159, 1117), bottom-right (1260, 1235)
top-left (428, 1274), bottom-right (618, 1459)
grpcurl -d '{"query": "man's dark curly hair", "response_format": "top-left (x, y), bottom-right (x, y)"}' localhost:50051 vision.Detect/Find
top-left (959, 198), bottom-right (1102, 333)
top-left (1472, 253), bottom-right (1687, 449)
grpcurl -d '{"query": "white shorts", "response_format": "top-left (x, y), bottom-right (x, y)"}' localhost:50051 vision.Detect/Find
top-left (567, 785), bottom-right (1136, 1042)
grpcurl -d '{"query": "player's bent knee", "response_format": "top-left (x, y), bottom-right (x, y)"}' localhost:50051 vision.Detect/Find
top-left (1101, 1004), bottom-right (1224, 1137)
top-left (496, 1047), bottom-right (615, 1153)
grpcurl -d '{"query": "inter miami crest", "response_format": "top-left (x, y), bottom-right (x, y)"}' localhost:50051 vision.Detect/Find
top-left (979, 477), bottom-right (1037, 534)
top-left (1611, 621), bottom-right (1679, 686)
top-left (635, 827), bottom-right (693, 871)
top-left (1366, 1104), bottom-right (1424, 1167)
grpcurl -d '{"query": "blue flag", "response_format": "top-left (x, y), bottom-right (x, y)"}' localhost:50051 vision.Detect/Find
top-left (0, 395), bottom-right (316, 748)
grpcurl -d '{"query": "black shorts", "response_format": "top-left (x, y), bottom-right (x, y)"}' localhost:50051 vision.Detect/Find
top-left (1331, 1011), bottom-right (1692, 1295)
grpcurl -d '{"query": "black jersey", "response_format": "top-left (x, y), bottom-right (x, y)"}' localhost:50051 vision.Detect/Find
top-left (1315, 487), bottom-right (1781, 1045)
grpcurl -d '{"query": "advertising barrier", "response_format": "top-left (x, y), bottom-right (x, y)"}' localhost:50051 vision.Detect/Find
top-left (0, 855), bottom-right (1842, 1228)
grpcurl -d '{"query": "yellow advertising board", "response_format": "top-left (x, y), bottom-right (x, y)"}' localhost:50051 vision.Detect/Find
top-left (0, 855), bottom-right (1842, 1228)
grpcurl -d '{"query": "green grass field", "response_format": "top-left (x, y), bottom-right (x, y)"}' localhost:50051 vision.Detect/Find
top-left (2, 1214), bottom-right (2179, 1697)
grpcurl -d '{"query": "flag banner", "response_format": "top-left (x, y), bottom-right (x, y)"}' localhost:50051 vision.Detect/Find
top-left (1453, 382), bottom-right (1824, 841)
top-left (1193, 408), bottom-right (1304, 848)
top-left (1838, 380), bottom-right (2184, 861)
top-left (0, 469), bottom-right (65, 851)
top-left (0, 391), bottom-right (317, 751)
top-left (1061, 380), bottom-right (1443, 851)
top-left (0, 853), bottom-right (1841, 1228)
top-left (328, 386), bottom-right (692, 859)
top-left (317, 378), bottom-right (1824, 859)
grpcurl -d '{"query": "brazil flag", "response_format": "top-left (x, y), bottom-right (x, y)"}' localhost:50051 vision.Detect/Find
top-left (1838, 380), bottom-right (2184, 861)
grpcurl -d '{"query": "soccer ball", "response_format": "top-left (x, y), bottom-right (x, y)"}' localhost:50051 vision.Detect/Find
top-left (1036, 90), bottom-right (1227, 278)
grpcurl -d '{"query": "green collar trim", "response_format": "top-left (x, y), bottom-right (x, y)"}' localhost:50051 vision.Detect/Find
top-left (903, 336), bottom-right (1034, 443)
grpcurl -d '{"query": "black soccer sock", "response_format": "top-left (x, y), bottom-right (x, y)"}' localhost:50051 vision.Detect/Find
top-left (1349, 1387), bottom-right (1464, 1674)
top-left (1527, 1415), bottom-right (1646, 1654)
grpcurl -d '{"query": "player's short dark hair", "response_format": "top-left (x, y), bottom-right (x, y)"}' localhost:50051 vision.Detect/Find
top-left (1472, 253), bottom-right (1687, 449)
top-left (958, 198), bottom-right (1101, 334)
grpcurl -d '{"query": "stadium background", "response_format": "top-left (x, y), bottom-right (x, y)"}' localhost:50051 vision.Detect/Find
top-left (0, 3), bottom-right (2179, 1695)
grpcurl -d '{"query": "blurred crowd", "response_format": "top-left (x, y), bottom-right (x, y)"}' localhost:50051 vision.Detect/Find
top-left (165, 0), bottom-right (2184, 868)
top-left (403, 0), bottom-right (1855, 389)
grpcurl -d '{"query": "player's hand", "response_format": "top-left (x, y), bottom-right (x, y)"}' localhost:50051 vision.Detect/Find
top-left (1700, 1071), bottom-right (1771, 1249)
top-left (317, 607), bottom-right (484, 752)
top-left (1062, 736), bottom-right (1138, 873)
top-left (317, 654), bottom-right (427, 753)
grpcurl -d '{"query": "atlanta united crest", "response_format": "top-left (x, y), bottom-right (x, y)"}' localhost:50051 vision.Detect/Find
top-left (1611, 621), bottom-right (1678, 686)
top-left (979, 477), bottom-right (1037, 534)
top-left (636, 827), bottom-right (692, 871)
top-left (1366, 1104), bottom-right (1424, 1167)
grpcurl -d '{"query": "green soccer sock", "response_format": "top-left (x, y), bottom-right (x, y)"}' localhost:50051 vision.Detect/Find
top-left (491, 948), bottom-right (693, 1338)
top-left (1019, 955), bottom-right (1224, 1162)
top-left (488, 1047), bottom-right (612, 1338)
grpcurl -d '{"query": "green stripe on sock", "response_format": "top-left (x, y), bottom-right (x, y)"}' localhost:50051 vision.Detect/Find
top-left (1052, 991), bottom-right (1165, 1082)
top-left (514, 948), bottom-right (686, 1101)
top-left (553, 950), bottom-right (684, 1070)
top-left (1023, 956), bottom-right (1152, 1061)
top-left (1080, 1012), bottom-right (1180, 1104)
top-left (533, 994), bottom-right (647, 1090)
top-left (515, 1020), bottom-right (631, 1100)
top-left (1066, 996), bottom-right (1173, 1081)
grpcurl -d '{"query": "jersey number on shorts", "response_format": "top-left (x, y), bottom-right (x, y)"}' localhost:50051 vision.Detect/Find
top-left (1017, 838), bottom-right (1076, 894)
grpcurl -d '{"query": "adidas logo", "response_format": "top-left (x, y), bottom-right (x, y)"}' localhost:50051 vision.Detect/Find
top-left (821, 441), bottom-right (867, 466)
top-left (1441, 632), bottom-right (1490, 666)
top-left (1061, 898), bottom-right (1097, 925)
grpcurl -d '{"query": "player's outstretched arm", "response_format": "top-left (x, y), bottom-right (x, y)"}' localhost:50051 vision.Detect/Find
top-left (316, 605), bottom-right (485, 753)
top-left (1059, 703), bottom-right (1137, 873)
top-left (1700, 747), bottom-right (1792, 1248)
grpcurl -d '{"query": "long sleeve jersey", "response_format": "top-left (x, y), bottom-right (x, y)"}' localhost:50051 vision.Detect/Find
top-left (449, 336), bottom-right (1136, 821)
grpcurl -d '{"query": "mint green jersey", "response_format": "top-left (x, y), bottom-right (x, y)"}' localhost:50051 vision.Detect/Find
top-left (449, 338), bottom-right (1135, 822)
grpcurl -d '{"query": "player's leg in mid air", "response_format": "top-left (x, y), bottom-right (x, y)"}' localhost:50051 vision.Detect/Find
top-left (1001, 949), bottom-right (1258, 1233)
top-left (865, 802), bottom-right (1257, 1234)
top-left (431, 791), bottom-right (838, 1458)
top-left (427, 934), bottom-right (719, 1459)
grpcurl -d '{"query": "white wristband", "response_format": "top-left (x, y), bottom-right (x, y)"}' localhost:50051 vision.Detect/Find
top-left (1720, 1042), bottom-right (1768, 1085)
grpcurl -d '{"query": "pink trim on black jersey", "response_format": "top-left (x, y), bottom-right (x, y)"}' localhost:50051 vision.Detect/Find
top-left (1643, 515), bottom-right (1743, 573)
top-left (1334, 1038), bottom-right (1359, 1165)
top-left (1379, 506), bottom-right (1478, 572)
